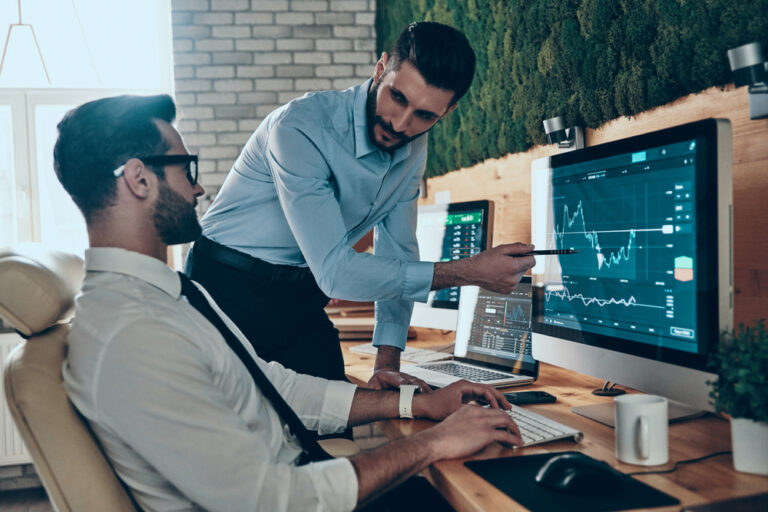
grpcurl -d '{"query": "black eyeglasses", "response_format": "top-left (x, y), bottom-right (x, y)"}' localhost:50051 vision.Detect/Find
top-left (113, 154), bottom-right (199, 185)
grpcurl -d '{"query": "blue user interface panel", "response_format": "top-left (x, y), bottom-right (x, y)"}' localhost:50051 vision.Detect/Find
top-left (533, 138), bottom-right (706, 354)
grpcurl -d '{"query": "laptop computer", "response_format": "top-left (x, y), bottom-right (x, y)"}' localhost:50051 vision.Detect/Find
top-left (402, 277), bottom-right (537, 388)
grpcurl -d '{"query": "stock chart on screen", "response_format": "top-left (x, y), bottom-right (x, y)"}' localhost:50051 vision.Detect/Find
top-left (534, 139), bottom-right (702, 353)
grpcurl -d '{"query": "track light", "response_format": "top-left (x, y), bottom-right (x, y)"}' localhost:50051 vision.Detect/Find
top-left (727, 42), bottom-right (768, 120)
top-left (543, 116), bottom-right (584, 152)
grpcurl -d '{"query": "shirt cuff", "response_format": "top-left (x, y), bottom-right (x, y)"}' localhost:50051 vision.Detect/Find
top-left (402, 261), bottom-right (433, 303)
top-left (302, 457), bottom-right (359, 512)
top-left (318, 380), bottom-right (357, 435)
top-left (372, 321), bottom-right (410, 351)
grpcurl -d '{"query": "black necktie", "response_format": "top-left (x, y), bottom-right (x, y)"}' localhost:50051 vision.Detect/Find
top-left (177, 272), bottom-right (331, 464)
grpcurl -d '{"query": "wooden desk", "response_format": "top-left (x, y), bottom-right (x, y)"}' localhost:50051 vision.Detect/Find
top-left (342, 329), bottom-right (768, 512)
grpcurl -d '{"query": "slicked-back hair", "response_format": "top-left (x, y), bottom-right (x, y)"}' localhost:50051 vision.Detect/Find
top-left (53, 94), bottom-right (176, 222)
top-left (386, 21), bottom-right (476, 105)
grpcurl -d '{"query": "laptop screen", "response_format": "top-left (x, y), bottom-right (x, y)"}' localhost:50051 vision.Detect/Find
top-left (454, 277), bottom-right (537, 375)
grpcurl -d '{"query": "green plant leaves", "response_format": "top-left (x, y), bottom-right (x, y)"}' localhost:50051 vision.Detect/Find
top-left (709, 319), bottom-right (768, 423)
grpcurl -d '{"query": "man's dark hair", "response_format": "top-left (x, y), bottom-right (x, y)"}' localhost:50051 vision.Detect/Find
top-left (53, 94), bottom-right (176, 222)
top-left (387, 21), bottom-right (476, 105)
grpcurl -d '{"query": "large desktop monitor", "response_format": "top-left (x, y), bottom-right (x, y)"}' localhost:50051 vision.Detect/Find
top-left (410, 200), bottom-right (493, 330)
top-left (530, 118), bottom-right (733, 425)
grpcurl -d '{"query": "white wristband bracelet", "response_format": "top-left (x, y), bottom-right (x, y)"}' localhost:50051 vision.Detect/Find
top-left (399, 384), bottom-right (418, 419)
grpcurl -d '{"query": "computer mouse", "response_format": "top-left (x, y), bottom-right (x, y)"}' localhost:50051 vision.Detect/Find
top-left (534, 452), bottom-right (624, 493)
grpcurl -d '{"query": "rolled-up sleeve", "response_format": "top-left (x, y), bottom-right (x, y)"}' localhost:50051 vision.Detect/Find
top-left (266, 121), bottom-right (433, 303)
top-left (262, 359), bottom-right (358, 434)
top-left (371, 171), bottom-right (434, 349)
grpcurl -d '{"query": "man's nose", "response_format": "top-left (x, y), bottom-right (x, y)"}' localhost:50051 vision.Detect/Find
top-left (390, 109), bottom-right (410, 134)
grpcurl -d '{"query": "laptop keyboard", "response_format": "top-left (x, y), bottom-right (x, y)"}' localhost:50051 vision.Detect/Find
top-left (425, 362), bottom-right (512, 382)
top-left (506, 405), bottom-right (584, 447)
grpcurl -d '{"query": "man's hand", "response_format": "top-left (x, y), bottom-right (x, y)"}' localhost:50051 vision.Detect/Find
top-left (369, 345), bottom-right (431, 392)
top-left (421, 404), bottom-right (523, 461)
top-left (413, 379), bottom-right (511, 420)
top-left (368, 370), bottom-right (431, 393)
top-left (432, 242), bottom-right (536, 294)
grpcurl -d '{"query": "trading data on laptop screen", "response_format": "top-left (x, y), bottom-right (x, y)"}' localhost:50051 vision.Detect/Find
top-left (457, 279), bottom-right (536, 374)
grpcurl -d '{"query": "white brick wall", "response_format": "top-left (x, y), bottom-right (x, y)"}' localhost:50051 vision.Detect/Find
top-left (171, 0), bottom-right (377, 205)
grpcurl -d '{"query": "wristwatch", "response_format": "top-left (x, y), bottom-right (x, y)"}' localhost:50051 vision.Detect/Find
top-left (399, 384), bottom-right (418, 419)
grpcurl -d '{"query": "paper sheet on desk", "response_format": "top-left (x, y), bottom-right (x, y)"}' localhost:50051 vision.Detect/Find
top-left (349, 344), bottom-right (453, 364)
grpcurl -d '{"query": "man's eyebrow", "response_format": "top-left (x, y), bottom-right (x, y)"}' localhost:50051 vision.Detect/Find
top-left (390, 85), bottom-right (440, 118)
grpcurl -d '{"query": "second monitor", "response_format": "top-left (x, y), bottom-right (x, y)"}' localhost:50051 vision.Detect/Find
top-left (410, 200), bottom-right (493, 330)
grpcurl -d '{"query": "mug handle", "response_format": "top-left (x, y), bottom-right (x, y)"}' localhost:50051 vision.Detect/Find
top-left (636, 416), bottom-right (650, 459)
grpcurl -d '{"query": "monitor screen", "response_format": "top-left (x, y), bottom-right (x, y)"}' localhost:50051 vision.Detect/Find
top-left (455, 277), bottom-right (536, 375)
top-left (411, 200), bottom-right (493, 330)
top-left (531, 118), bottom-right (732, 413)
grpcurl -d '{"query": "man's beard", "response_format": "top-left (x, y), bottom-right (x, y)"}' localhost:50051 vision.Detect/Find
top-left (366, 80), bottom-right (426, 153)
top-left (152, 181), bottom-right (202, 245)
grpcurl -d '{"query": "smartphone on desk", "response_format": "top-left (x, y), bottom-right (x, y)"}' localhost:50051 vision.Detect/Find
top-left (504, 390), bottom-right (556, 405)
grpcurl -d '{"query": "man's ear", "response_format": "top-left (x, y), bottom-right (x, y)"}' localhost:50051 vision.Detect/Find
top-left (121, 158), bottom-right (154, 199)
top-left (372, 52), bottom-right (388, 83)
top-left (439, 103), bottom-right (458, 120)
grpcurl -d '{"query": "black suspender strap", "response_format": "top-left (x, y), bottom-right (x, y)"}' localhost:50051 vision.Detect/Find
top-left (177, 272), bottom-right (332, 464)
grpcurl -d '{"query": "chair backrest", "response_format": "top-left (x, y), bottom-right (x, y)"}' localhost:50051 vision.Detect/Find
top-left (0, 244), bottom-right (138, 512)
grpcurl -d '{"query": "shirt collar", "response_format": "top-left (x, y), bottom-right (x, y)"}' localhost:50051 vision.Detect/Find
top-left (85, 247), bottom-right (182, 299)
top-left (353, 78), bottom-right (377, 159)
top-left (352, 78), bottom-right (412, 163)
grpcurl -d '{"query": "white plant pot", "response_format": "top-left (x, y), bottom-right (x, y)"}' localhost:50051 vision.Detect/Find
top-left (731, 417), bottom-right (768, 476)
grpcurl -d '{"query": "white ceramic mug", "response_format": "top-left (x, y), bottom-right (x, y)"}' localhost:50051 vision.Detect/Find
top-left (615, 394), bottom-right (669, 466)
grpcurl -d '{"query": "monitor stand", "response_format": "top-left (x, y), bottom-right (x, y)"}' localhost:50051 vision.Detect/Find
top-left (571, 400), bottom-right (706, 428)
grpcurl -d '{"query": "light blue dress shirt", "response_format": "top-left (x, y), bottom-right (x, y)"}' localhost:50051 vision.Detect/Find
top-left (201, 79), bottom-right (434, 349)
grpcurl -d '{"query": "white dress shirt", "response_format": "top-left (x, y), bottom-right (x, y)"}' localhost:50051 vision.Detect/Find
top-left (63, 247), bottom-right (359, 512)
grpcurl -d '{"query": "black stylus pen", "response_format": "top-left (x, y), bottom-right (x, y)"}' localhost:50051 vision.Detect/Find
top-left (515, 249), bottom-right (580, 256)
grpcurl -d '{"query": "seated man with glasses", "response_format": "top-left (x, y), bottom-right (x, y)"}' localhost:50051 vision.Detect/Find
top-left (54, 94), bottom-right (522, 512)
top-left (112, 154), bottom-right (199, 185)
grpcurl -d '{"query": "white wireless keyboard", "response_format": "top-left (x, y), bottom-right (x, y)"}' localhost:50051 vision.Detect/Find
top-left (506, 404), bottom-right (584, 447)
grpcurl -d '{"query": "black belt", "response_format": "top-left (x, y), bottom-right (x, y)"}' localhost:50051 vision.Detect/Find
top-left (192, 236), bottom-right (314, 281)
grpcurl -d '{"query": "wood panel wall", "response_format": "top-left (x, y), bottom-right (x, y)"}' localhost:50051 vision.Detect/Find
top-left (422, 85), bottom-right (768, 325)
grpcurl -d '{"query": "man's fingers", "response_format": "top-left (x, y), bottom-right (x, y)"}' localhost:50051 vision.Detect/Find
top-left (493, 388), bottom-right (512, 409)
top-left (366, 375), bottom-right (388, 389)
top-left (401, 374), bottom-right (432, 393)
top-left (496, 428), bottom-right (524, 447)
top-left (459, 382), bottom-right (510, 410)
top-left (369, 371), bottom-right (432, 393)
top-left (496, 242), bottom-right (534, 255)
top-left (368, 372), bottom-right (404, 389)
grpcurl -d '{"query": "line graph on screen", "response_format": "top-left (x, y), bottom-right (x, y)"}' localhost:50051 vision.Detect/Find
top-left (553, 200), bottom-right (639, 279)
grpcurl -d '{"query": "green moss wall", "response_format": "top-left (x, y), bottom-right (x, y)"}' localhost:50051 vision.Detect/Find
top-left (376, 0), bottom-right (768, 178)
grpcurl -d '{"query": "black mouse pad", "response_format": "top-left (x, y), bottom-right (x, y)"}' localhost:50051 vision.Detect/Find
top-left (464, 451), bottom-right (680, 512)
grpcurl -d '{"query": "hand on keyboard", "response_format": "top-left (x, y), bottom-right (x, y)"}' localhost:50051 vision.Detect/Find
top-left (413, 379), bottom-right (513, 421)
top-left (421, 403), bottom-right (524, 461)
top-left (368, 369), bottom-right (432, 393)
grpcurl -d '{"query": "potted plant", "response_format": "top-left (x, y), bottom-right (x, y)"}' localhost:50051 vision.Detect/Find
top-left (709, 319), bottom-right (768, 475)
